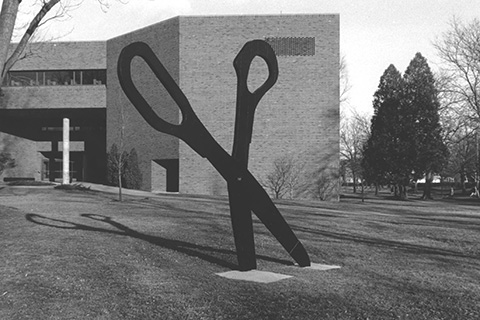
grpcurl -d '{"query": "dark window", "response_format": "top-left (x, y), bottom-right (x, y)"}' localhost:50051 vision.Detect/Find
top-left (8, 71), bottom-right (37, 86)
top-left (264, 37), bottom-right (315, 56)
top-left (81, 70), bottom-right (106, 85)
top-left (45, 71), bottom-right (74, 85)
top-left (3, 69), bottom-right (106, 86)
top-left (41, 126), bottom-right (81, 132)
top-left (74, 71), bottom-right (82, 85)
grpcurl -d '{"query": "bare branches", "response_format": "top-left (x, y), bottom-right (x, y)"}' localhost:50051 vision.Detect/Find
top-left (0, 0), bottom-right (22, 80)
top-left (340, 110), bottom-right (370, 192)
top-left (340, 54), bottom-right (351, 107)
top-left (263, 155), bottom-right (304, 199)
top-left (1, 0), bottom-right (126, 88)
top-left (3, 0), bottom-right (61, 76)
top-left (434, 17), bottom-right (480, 187)
top-left (434, 17), bottom-right (480, 122)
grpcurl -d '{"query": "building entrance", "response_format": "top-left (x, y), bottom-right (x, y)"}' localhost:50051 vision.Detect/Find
top-left (41, 157), bottom-right (83, 182)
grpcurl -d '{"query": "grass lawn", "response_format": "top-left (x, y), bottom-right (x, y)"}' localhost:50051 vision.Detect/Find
top-left (0, 185), bottom-right (479, 319)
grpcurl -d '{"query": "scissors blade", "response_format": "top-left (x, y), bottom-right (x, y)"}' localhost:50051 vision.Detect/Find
top-left (117, 40), bottom-right (309, 267)
top-left (227, 179), bottom-right (257, 271)
top-left (228, 40), bottom-right (279, 271)
top-left (242, 170), bottom-right (311, 267)
top-left (205, 146), bottom-right (310, 267)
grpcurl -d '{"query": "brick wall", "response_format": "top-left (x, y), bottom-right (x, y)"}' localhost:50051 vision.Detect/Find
top-left (0, 133), bottom-right (42, 181)
top-left (0, 41), bottom-right (107, 183)
top-left (0, 86), bottom-right (105, 109)
top-left (105, 15), bottom-right (340, 199)
top-left (177, 15), bottom-right (339, 199)
top-left (1, 41), bottom-right (106, 110)
top-left (9, 42), bottom-right (106, 70)
top-left (106, 17), bottom-right (180, 191)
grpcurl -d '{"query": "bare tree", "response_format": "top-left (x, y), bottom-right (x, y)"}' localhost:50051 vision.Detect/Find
top-left (0, 0), bottom-right (121, 94)
top-left (440, 113), bottom-right (479, 193)
top-left (433, 17), bottom-right (480, 123)
top-left (263, 155), bottom-right (303, 199)
top-left (339, 54), bottom-right (351, 108)
top-left (106, 104), bottom-right (128, 201)
top-left (434, 17), bottom-right (480, 189)
top-left (340, 110), bottom-right (370, 193)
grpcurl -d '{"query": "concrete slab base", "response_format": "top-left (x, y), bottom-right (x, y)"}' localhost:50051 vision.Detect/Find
top-left (303, 263), bottom-right (341, 271)
top-left (216, 270), bottom-right (293, 283)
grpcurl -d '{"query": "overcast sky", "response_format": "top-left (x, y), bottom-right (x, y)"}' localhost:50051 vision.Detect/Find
top-left (14, 0), bottom-right (480, 115)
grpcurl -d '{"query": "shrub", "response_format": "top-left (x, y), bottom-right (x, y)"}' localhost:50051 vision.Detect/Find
top-left (124, 148), bottom-right (142, 189)
top-left (54, 183), bottom-right (91, 191)
top-left (0, 152), bottom-right (15, 175)
top-left (106, 144), bottom-right (142, 190)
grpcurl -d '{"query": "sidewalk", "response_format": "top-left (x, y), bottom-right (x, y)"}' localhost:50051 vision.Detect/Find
top-left (80, 182), bottom-right (171, 198)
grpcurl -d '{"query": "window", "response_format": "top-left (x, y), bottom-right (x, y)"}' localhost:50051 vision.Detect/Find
top-left (41, 126), bottom-right (81, 132)
top-left (3, 70), bottom-right (106, 86)
top-left (45, 71), bottom-right (74, 85)
top-left (6, 71), bottom-right (37, 86)
top-left (81, 70), bottom-right (106, 85)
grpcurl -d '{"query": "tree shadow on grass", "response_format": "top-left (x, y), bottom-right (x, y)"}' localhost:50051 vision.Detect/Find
top-left (291, 224), bottom-right (480, 262)
top-left (25, 213), bottom-right (294, 270)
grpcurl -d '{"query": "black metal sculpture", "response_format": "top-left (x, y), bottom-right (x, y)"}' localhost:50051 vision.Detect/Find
top-left (117, 40), bottom-right (310, 271)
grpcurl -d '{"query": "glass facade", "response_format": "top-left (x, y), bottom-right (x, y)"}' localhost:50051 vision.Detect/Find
top-left (2, 69), bottom-right (106, 86)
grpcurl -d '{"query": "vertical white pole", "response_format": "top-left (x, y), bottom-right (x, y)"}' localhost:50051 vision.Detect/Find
top-left (63, 118), bottom-right (70, 185)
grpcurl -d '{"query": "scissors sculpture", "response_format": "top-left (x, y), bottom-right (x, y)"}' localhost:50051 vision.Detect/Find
top-left (117, 40), bottom-right (311, 271)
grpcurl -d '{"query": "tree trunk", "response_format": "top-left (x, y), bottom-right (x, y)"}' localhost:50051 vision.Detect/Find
top-left (352, 173), bottom-right (356, 193)
top-left (352, 172), bottom-right (357, 193)
top-left (0, 0), bottom-right (21, 86)
top-left (460, 171), bottom-right (467, 194)
top-left (361, 180), bottom-right (365, 202)
top-left (422, 172), bottom-right (433, 200)
top-left (118, 160), bottom-right (123, 202)
top-left (397, 184), bottom-right (408, 200)
top-left (3, 0), bottom-right (61, 78)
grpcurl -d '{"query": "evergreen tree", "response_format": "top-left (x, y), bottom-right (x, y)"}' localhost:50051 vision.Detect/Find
top-left (363, 64), bottom-right (413, 198)
top-left (124, 148), bottom-right (142, 189)
top-left (106, 144), bottom-right (119, 186)
top-left (403, 53), bottom-right (448, 199)
top-left (363, 54), bottom-right (448, 200)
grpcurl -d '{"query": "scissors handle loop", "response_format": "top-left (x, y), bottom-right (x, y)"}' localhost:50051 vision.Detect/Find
top-left (233, 39), bottom-right (279, 103)
top-left (117, 42), bottom-right (196, 139)
top-left (117, 42), bottom-right (215, 158)
top-left (232, 40), bottom-right (278, 164)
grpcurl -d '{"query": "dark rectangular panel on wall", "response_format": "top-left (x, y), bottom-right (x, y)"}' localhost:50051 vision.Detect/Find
top-left (264, 37), bottom-right (315, 56)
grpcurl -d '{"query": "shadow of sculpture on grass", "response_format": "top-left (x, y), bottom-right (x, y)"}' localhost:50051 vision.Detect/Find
top-left (25, 213), bottom-right (294, 270)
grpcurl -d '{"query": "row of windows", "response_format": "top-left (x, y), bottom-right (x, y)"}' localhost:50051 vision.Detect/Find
top-left (2, 70), bottom-right (106, 87)
top-left (41, 126), bottom-right (82, 132)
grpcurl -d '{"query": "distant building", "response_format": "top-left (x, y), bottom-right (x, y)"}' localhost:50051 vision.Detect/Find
top-left (0, 14), bottom-right (340, 199)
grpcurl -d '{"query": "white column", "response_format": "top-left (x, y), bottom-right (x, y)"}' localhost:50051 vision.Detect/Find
top-left (63, 118), bottom-right (70, 185)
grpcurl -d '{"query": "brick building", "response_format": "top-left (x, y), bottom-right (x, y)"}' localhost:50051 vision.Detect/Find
top-left (0, 42), bottom-right (107, 183)
top-left (0, 14), bottom-right (340, 199)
